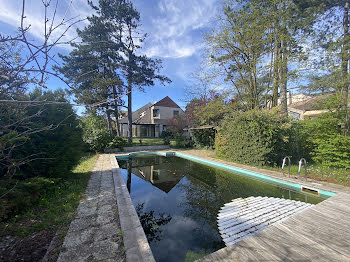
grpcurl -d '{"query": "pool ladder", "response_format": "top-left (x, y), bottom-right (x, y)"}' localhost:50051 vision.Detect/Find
top-left (298, 158), bottom-right (307, 181)
top-left (282, 156), bottom-right (307, 180)
top-left (281, 156), bottom-right (291, 177)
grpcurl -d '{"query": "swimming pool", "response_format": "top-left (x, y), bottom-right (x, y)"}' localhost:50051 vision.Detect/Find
top-left (116, 153), bottom-right (330, 262)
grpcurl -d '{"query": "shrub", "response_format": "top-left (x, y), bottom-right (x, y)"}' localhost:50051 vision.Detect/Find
top-left (191, 128), bottom-right (215, 148)
top-left (81, 114), bottom-right (127, 152)
top-left (313, 133), bottom-right (350, 168)
top-left (13, 88), bottom-right (84, 178)
top-left (163, 136), bottom-right (170, 145)
top-left (174, 133), bottom-right (193, 148)
top-left (215, 109), bottom-right (290, 166)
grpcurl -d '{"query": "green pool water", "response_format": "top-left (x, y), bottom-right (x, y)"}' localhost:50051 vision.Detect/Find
top-left (117, 154), bottom-right (325, 262)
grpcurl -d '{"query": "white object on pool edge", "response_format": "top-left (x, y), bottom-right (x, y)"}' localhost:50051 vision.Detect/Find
top-left (217, 196), bottom-right (314, 246)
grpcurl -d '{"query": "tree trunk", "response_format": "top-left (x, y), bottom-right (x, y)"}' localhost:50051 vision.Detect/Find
top-left (127, 80), bottom-right (133, 144)
top-left (342, 0), bottom-right (349, 135)
top-left (279, 39), bottom-right (288, 117)
top-left (106, 107), bottom-right (113, 135)
top-left (272, 38), bottom-right (279, 107)
top-left (112, 85), bottom-right (121, 136)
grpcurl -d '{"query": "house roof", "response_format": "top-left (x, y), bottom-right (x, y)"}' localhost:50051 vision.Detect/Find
top-left (288, 94), bottom-right (330, 112)
top-left (153, 96), bottom-right (181, 108)
top-left (119, 96), bottom-right (181, 124)
top-left (119, 102), bottom-right (152, 124)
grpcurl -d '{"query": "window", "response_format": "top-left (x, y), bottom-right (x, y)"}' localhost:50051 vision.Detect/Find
top-left (139, 111), bottom-right (146, 118)
top-left (153, 109), bottom-right (159, 117)
top-left (173, 110), bottom-right (179, 117)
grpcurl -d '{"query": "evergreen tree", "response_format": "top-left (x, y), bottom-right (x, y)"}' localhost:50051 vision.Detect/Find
top-left (58, 0), bottom-right (171, 142)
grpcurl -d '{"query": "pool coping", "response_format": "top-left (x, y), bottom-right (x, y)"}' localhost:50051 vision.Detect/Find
top-left (111, 151), bottom-right (343, 262)
top-left (110, 155), bottom-right (155, 262)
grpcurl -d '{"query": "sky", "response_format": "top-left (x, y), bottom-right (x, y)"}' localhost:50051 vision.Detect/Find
top-left (0, 0), bottom-right (221, 111)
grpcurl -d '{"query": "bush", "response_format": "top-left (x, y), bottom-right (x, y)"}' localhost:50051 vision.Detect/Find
top-left (191, 128), bottom-right (215, 148)
top-left (11, 89), bottom-right (84, 178)
top-left (81, 114), bottom-right (127, 152)
top-left (163, 136), bottom-right (170, 145)
top-left (313, 133), bottom-right (350, 168)
top-left (215, 109), bottom-right (290, 166)
top-left (174, 133), bottom-right (193, 148)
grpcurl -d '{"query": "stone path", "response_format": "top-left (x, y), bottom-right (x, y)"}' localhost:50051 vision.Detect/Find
top-left (57, 154), bottom-right (125, 262)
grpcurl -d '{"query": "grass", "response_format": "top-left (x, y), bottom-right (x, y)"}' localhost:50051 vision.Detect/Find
top-left (0, 153), bottom-right (97, 236)
top-left (262, 164), bottom-right (350, 186)
top-left (191, 148), bottom-right (350, 187)
top-left (132, 137), bottom-right (176, 146)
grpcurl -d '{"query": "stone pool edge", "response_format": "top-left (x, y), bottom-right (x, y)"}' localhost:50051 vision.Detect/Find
top-left (110, 155), bottom-right (155, 262)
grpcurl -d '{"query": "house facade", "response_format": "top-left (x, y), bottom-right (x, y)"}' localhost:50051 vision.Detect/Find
top-left (118, 96), bottom-right (184, 138)
top-left (288, 94), bottom-right (330, 120)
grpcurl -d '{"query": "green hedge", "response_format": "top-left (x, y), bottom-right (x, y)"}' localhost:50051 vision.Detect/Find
top-left (191, 128), bottom-right (216, 148)
top-left (215, 109), bottom-right (350, 169)
top-left (215, 109), bottom-right (290, 166)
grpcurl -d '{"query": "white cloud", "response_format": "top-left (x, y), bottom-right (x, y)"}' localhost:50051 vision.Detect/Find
top-left (141, 0), bottom-right (218, 58)
top-left (0, 0), bottom-right (92, 49)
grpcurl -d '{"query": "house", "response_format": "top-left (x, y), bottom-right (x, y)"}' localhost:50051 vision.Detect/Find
top-left (118, 96), bottom-right (184, 138)
top-left (288, 94), bottom-right (330, 120)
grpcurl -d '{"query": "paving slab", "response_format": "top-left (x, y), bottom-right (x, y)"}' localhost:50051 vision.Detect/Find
top-left (57, 154), bottom-right (125, 262)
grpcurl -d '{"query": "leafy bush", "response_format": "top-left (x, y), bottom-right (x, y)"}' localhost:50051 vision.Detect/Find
top-left (81, 114), bottom-right (127, 152)
top-left (215, 109), bottom-right (290, 166)
top-left (313, 134), bottom-right (350, 168)
top-left (160, 130), bottom-right (172, 139)
top-left (0, 177), bottom-right (57, 221)
top-left (174, 133), bottom-right (193, 148)
top-left (163, 136), bottom-right (170, 145)
top-left (191, 128), bottom-right (215, 148)
top-left (7, 89), bottom-right (84, 178)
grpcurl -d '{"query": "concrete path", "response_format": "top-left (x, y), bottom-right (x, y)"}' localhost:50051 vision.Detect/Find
top-left (57, 154), bottom-right (125, 262)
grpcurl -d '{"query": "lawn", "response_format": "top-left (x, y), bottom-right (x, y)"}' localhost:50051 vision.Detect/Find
top-left (262, 164), bottom-right (350, 186)
top-left (187, 148), bottom-right (350, 187)
top-left (132, 137), bottom-right (175, 146)
top-left (0, 154), bottom-right (97, 262)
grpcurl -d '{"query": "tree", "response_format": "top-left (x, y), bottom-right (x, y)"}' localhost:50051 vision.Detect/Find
top-left (57, 2), bottom-right (125, 135)
top-left (295, 0), bottom-right (350, 134)
top-left (205, 0), bottom-right (266, 110)
top-left (106, 0), bottom-right (171, 143)
top-left (166, 115), bottom-right (188, 136)
top-left (0, 0), bottom-right (82, 179)
top-left (58, 0), bottom-right (171, 142)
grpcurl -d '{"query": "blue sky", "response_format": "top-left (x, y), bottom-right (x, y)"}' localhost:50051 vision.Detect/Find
top-left (0, 0), bottom-right (221, 111)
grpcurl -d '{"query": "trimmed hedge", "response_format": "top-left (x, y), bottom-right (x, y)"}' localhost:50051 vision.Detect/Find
top-left (215, 109), bottom-right (290, 166)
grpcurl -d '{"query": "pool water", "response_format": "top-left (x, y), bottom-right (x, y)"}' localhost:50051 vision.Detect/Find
top-left (117, 154), bottom-right (324, 262)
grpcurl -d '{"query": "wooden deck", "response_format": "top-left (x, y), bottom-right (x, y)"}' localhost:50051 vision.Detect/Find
top-left (218, 197), bottom-right (314, 247)
top-left (199, 192), bottom-right (350, 261)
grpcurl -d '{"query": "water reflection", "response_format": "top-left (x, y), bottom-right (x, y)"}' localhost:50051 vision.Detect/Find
top-left (135, 203), bottom-right (172, 242)
top-left (122, 156), bottom-right (184, 193)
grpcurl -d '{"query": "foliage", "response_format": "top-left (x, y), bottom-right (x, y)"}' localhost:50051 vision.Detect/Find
top-left (166, 115), bottom-right (188, 137)
top-left (313, 134), bottom-right (350, 168)
top-left (0, 154), bottom-right (96, 226)
top-left (174, 133), bottom-right (193, 148)
top-left (185, 91), bottom-right (237, 127)
top-left (215, 109), bottom-right (290, 166)
top-left (191, 128), bottom-right (216, 148)
top-left (163, 136), bottom-right (170, 145)
top-left (1, 88), bottom-right (84, 179)
top-left (81, 113), bottom-right (127, 152)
